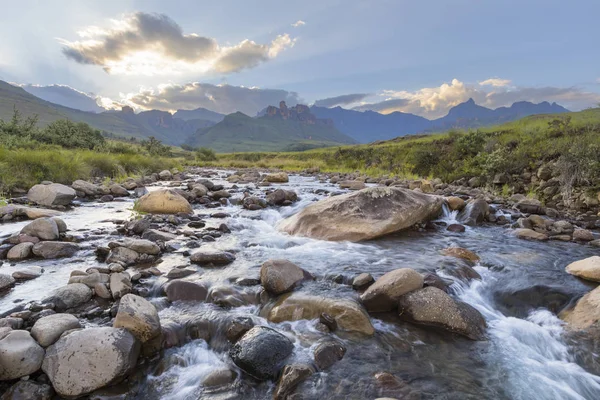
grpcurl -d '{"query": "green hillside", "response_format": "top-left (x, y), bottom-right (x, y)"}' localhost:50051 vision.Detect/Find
top-left (185, 112), bottom-right (356, 152)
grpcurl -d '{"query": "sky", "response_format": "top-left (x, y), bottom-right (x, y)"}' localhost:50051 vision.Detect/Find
top-left (0, 0), bottom-right (599, 119)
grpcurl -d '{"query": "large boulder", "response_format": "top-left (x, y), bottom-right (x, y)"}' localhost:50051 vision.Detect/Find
top-left (43, 283), bottom-right (92, 312)
top-left (0, 330), bottom-right (45, 380)
top-left (20, 218), bottom-right (60, 241)
top-left (360, 268), bottom-right (424, 312)
top-left (563, 286), bottom-right (600, 329)
top-left (113, 294), bottom-right (161, 345)
top-left (398, 287), bottom-right (487, 340)
top-left (164, 280), bottom-right (208, 302)
top-left (263, 293), bottom-right (375, 335)
top-left (27, 183), bottom-right (75, 207)
top-left (260, 259), bottom-right (309, 295)
top-left (229, 326), bottom-right (293, 380)
top-left (32, 242), bottom-right (78, 259)
top-left (278, 187), bottom-right (443, 241)
top-left (31, 314), bottom-right (81, 347)
top-left (457, 198), bottom-right (489, 226)
top-left (134, 189), bottom-right (193, 215)
top-left (71, 180), bottom-right (104, 197)
top-left (566, 256), bottom-right (600, 282)
top-left (6, 242), bottom-right (34, 261)
top-left (42, 327), bottom-right (140, 398)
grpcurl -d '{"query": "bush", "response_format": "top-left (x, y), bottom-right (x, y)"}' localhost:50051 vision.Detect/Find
top-left (195, 147), bottom-right (217, 161)
top-left (33, 119), bottom-right (105, 149)
top-left (142, 137), bottom-right (172, 157)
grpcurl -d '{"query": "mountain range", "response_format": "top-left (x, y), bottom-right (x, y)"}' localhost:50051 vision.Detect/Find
top-left (0, 80), bottom-right (570, 150)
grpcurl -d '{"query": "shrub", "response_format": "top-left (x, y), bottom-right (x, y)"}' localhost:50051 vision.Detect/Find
top-left (32, 119), bottom-right (105, 149)
top-left (195, 147), bottom-right (217, 161)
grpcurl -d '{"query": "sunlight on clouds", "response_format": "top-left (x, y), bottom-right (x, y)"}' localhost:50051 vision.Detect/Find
top-left (479, 78), bottom-right (512, 87)
top-left (292, 20), bottom-right (306, 27)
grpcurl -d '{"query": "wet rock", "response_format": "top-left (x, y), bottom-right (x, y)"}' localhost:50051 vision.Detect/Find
top-left (422, 273), bottom-right (450, 292)
top-left (0, 330), bottom-right (45, 380)
top-left (229, 326), bottom-right (293, 380)
top-left (447, 223), bottom-right (466, 233)
top-left (6, 242), bottom-right (34, 261)
top-left (106, 247), bottom-right (140, 266)
top-left (513, 228), bottom-right (548, 241)
top-left (441, 247), bottom-right (480, 263)
top-left (27, 183), bottom-right (75, 207)
top-left (208, 285), bottom-right (257, 308)
top-left (352, 273), bottom-right (374, 290)
top-left (573, 229), bottom-right (595, 242)
top-left (264, 172), bottom-right (289, 183)
top-left (121, 238), bottom-right (160, 255)
top-left (440, 261), bottom-right (481, 282)
top-left (457, 198), bottom-right (489, 226)
top-left (109, 184), bottom-right (129, 197)
top-left (141, 229), bottom-right (176, 242)
top-left (360, 268), bottom-right (424, 312)
top-left (42, 327), bottom-right (140, 398)
top-left (134, 186), bottom-right (149, 198)
top-left (12, 266), bottom-right (43, 281)
top-left (114, 294), bottom-right (161, 349)
top-left (226, 317), bottom-right (255, 343)
top-left (494, 285), bottom-right (571, 317)
top-left (243, 197), bottom-right (267, 210)
top-left (267, 189), bottom-right (298, 206)
top-left (566, 256), bottom-right (600, 282)
top-left (44, 283), bottom-right (92, 311)
top-left (260, 259), bottom-right (308, 295)
top-left (110, 272), bottom-right (132, 300)
top-left (20, 218), bottom-right (60, 241)
top-left (165, 280), bottom-right (208, 302)
top-left (190, 250), bottom-right (235, 266)
top-left (314, 339), bottom-right (346, 370)
top-left (202, 368), bottom-right (235, 388)
top-left (563, 286), bottom-right (600, 329)
top-left (446, 196), bottom-right (466, 211)
top-left (279, 187), bottom-right (443, 242)
top-left (264, 293), bottom-right (375, 335)
top-left (398, 287), bottom-right (487, 340)
top-left (273, 364), bottom-right (314, 400)
top-left (31, 313), bottom-right (81, 347)
top-left (319, 312), bottom-right (337, 331)
top-left (134, 189), bottom-right (193, 215)
top-left (32, 242), bottom-right (78, 259)
top-left (0, 380), bottom-right (53, 400)
top-left (99, 194), bottom-right (113, 202)
top-left (166, 268), bottom-right (196, 279)
top-left (211, 190), bottom-right (231, 200)
top-left (68, 271), bottom-right (102, 288)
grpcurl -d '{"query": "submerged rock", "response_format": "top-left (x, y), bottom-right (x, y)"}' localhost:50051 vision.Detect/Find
top-left (360, 268), bottom-right (424, 312)
top-left (273, 364), bottom-right (314, 400)
top-left (441, 247), bottom-right (480, 263)
top-left (278, 187), bottom-right (443, 241)
top-left (313, 339), bottom-right (346, 370)
top-left (566, 256), bottom-right (600, 282)
top-left (134, 189), bottom-right (193, 215)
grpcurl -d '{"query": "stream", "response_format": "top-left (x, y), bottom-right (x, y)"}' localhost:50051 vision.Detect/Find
top-left (2, 170), bottom-right (600, 399)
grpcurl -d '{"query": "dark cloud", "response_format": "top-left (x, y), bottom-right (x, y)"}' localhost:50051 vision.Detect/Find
top-left (313, 93), bottom-right (371, 108)
top-left (19, 83), bottom-right (104, 113)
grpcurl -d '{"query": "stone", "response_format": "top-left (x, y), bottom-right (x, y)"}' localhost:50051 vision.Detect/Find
top-left (110, 272), bottom-right (132, 300)
top-left (114, 294), bottom-right (161, 346)
top-left (313, 339), bottom-right (346, 370)
top-left (20, 218), bottom-right (59, 241)
top-left (44, 283), bottom-right (92, 311)
top-left (264, 293), bottom-right (374, 335)
top-left (566, 256), bottom-right (600, 282)
top-left (573, 229), bottom-right (595, 242)
top-left (134, 189), bottom-right (193, 215)
top-left (423, 273), bottom-right (450, 292)
top-left (158, 170), bottom-right (172, 180)
top-left (279, 187), bottom-right (443, 242)
top-left (264, 172), bottom-right (289, 183)
top-left (447, 223), bottom-right (466, 233)
top-left (6, 242), bottom-right (34, 260)
top-left (446, 196), bottom-right (466, 211)
top-left (516, 198), bottom-right (543, 214)
top-left (457, 198), bottom-right (489, 226)
top-left (360, 268), bottom-right (424, 312)
top-left (42, 327), bottom-right (140, 398)
top-left (398, 287), bottom-right (487, 340)
top-left (109, 184), bottom-right (129, 197)
top-left (563, 286), bottom-right (600, 329)
top-left (339, 181), bottom-right (367, 190)
top-left (68, 271), bottom-right (102, 288)
top-left (441, 247), bottom-right (480, 263)
top-left (202, 368), bottom-right (235, 387)
top-left (166, 268), bottom-right (196, 279)
top-left (226, 317), bottom-right (255, 343)
top-left (0, 330), bottom-right (45, 380)
top-left (141, 229), bottom-right (176, 242)
top-left (260, 259), bottom-right (308, 295)
top-left (31, 313), bottom-right (81, 347)
top-left (27, 183), bottom-right (75, 207)
top-left (72, 180), bottom-right (104, 196)
top-left (273, 364), bottom-right (314, 400)
top-left (0, 380), bottom-right (53, 400)
top-left (267, 189), bottom-right (298, 206)
top-left (24, 207), bottom-right (62, 219)
top-left (106, 247), bottom-right (139, 266)
top-left (352, 273), bottom-right (374, 290)
top-left (94, 283), bottom-right (112, 299)
top-left (514, 228), bottom-right (549, 241)
top-left (12, 266), bottom-right (43, 280)
top-left (190, 250), bottom-right (236, 266)
top-left (165, 280), bottom-right (208, 302)
top-left (229, 326), bottom-right (293, 380)
top-left (32, 242), bottom-right (78, 259)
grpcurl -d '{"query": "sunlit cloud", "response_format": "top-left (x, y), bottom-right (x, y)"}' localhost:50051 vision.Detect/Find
top-left (478, 78), bottom-right (512, 87)
top-left (313, 93), bottom-right (371, 107)
top-left (291, 20), bottom-right (306, 27)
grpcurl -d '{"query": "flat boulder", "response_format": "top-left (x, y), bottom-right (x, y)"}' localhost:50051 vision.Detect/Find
top-left (263, 293), bottom-right (375, 335)
top-left (20, 218), bottom-right (60, 241)
top-left (42, 327), bottom-right (140, 398)
top-left (278, 187), bottom-right (443, 242)
top-left (260, 259), bottom-right (309, 295)
top-left (398, 286), bottom-right (487, 340)
top-left (24, 207), bottom-right (62, 219)
top-left (513, 228), bottom-right (548, 241)
top-left (190, 250), bottom-right (236, 266)
top-left (566, 256), bottom-right (600, 282)
top-left (0, 330), bottom-right (45, 380)
top-left (27, 183), bottom-right (75, 207)
top-left (360, 268), bottom-right (424, 312)
top-left (134, 189), bottom-right (193, 215)
top-left (31, 313), bottom-right (81, 347)
top-left (32, 242), bottom-right (78, 259)
top-left (229, 326), bottom-right (293, 380)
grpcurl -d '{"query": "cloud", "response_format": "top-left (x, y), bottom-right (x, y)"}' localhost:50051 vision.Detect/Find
top-left (17, 83), bottom-right (105, 113)
top-left (478, 78), bottom-right (512, 87)
top-left (353, 78), bottom-right (600, 118)
top-left (115, 82), bottom-right (301, 115)
top-left (313, 93), bottom-right (371, 108)
top-left (60, 12), bottom-right (295, 75)
top-left (292, 20), bottom-right (306, 27)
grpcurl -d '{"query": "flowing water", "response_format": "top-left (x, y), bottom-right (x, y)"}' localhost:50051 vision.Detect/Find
top-left (2, 171), bottom-right (600, 399)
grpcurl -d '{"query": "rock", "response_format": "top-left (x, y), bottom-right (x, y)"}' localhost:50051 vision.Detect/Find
top-left (313, 339), bottom-right (346, 370)
top-left (229, 326), bottom-right (293, 380)
top-left (20, 218), bottom-right (60, 241)
top-left (109, 184), bottom-right (129, 197)
top-left (190, 184), bottom-right (208, 198)
top-left (441, 247), bottom-right (480, 263)
top-left (446, 196), bottom-right (466, 211)
top-left (273, 364), bottom-right (314, 400)
top-left (141, 229), bottom-right (176, 242)
top-left (32, 242), bottom-right (78, 259)
top-left (166, 268), bottom-right (196, 279)
top-left (423, 273), bottom-right (450, 292)
top-left (537, 164), bottom-right (553, 180)
top-left (51, 217), bottom-right (67, 233)
top-left (566, 256), bottom-right (600, 282)
top-left (0, 330), bottom-right (45, 380)
top-left (264, 293), bottom-right (374, 335)
top-left (360, 268), bottom-right (424, 312)
top-left (110, 272), bottom-right (132, 300)
top-left (27, 183), bottom-right (76, 207)
top-left (267, 189), bottom-right (298, 205)
top-left (202, 368), bottom-right (235, 387)
top-left (94, 283), bottom-right (112, 299)
top-left (6, 242), bottom-right (34, 261)
top-left (69, 271), bottom-right (102, 288)
top-left (563, 286), bottom-right (600, 329)
top-left (516, 198), bottom-right (543, 214)
top-left (158, 170), bottom-right (172, 180)
top-left (165, 280), bottom-right (208, 302)
top-left (339, 181), bottom-right (367, 190)
top-left (114, 294), bottom-right (161, 347)
top-left (42, 327), bottom-right (140, 398)
top-left (279, 187), bottom-right (443, 242)
top-left (44, 283), bottom-right (92, 311)
top-left (106, 247), bottom-right (139, 266)
top-left (211, 190), bottom-right (231, 200)
top-left (0, 380), bottom-right (53, 400)
top-left (72, 180), bottom-right (104, 196)
top-left (31, 313), bottom-right (81, 347)
top-left (590, 239), bottom-right (600, 248)
top-left (226, 317), bottom-right (255, 343)
top-left (260, 259), bottom-right (308, 295)
top-left (12, 266), bottom-right (43, 280)
top-left (352, 273), bottom-right (374, 290)
top-left (573, 229), bottom-right (595, 242)
top-left (398, 287), bottom-right (487, 340)
top-left (457, 198), bottom-right (489, 226)
top-left (208, 285), bottom-right (257, 308)
top-left (447, 223), bottom-right (466, 233)
top-left (134, 186), bottom-right (149, 198)
top-left (513, 228), bottom-right (548, 241)
top-left (134, 189), bottom-right (193, 215)
top-left (24, 207), bottom-right (62, 219)
top-left (190, 250), bottom-right (236, 266)
top-left (264, 172), bottom-right (289, 183)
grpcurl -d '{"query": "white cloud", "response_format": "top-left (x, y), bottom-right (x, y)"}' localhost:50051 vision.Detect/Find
top-left (291, 20), bottom-right (306, 28)
top-left (478, 78), bottom-right (512, 87)
top-left (60, 12), bottom-right (295, 76)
